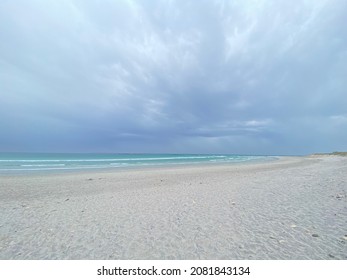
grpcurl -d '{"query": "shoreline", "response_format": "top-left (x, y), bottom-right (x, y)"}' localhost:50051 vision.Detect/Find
top-left (1, 155), bottom-right (346, 259)
top-left (0, 154), bottom-right (277, 176)
top-left (0, 155), bottom-right (284, 177)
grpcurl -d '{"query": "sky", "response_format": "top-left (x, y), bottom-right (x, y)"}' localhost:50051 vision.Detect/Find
top-left (0, 0), bottom-right (346, 155)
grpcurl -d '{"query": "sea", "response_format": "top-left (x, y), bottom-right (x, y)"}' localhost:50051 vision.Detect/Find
top-left (0, 153), bottom-right (277, 174)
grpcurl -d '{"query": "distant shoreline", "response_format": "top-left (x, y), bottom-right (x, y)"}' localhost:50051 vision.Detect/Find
top-left (311, 152), bottom-right (347, 156)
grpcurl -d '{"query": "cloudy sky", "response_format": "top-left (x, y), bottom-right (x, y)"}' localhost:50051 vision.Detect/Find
top-left (0, 0), bottom-right (346, 155)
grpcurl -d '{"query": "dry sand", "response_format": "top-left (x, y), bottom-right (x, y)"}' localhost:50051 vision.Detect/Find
top-left (0, 156), bottom-right (346, 259)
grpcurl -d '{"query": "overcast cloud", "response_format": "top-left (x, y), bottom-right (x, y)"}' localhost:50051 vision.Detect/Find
top-left (0, 0), bottom-right (346, 154)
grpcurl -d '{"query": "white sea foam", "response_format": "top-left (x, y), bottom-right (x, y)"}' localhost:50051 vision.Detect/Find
top-left (21, 164), bottom-right (66, 167)
top-left (0, 155), bottom-right (227, 162)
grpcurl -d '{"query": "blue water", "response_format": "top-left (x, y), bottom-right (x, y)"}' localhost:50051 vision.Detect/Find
top-left (0, 153), bottom-right (276, 174)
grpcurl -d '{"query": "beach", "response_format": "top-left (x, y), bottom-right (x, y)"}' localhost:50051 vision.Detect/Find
top-left (0, 155), bottom-right (346, 259)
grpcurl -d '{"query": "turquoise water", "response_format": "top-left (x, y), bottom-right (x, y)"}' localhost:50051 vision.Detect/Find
top-left (0, 153), bottom-right (276, 173)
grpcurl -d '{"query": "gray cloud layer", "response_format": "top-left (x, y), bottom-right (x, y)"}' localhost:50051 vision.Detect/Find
top-left (1, 0), bottom-right (346, 154)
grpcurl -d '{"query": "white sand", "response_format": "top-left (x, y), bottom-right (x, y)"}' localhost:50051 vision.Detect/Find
top-left (0, 156), bottom-right (346, 259)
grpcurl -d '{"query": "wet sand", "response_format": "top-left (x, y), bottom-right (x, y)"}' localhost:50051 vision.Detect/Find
top-left (0, 156), bottom-right (346, 259)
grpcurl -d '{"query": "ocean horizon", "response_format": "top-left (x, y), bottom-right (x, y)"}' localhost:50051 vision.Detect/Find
top-left (0, 152), bottom-right (277, 174)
